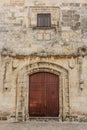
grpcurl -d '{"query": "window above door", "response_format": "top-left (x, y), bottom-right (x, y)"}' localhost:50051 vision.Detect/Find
top-left (37, 14), bottom-right (51, 28)
top-left (29, 6), bottom-right (59, 31)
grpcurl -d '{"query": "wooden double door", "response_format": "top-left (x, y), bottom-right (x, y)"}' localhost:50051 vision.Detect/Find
top-left (29, 72), bottom-right (59, 117)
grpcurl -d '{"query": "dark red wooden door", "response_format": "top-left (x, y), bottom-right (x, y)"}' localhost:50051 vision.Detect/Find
top-left (29, 72), bottom-right (59, 117)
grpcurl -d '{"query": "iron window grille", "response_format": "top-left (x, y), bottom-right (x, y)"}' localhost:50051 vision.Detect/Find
top-left (37, 13), bottom-right (51, 27)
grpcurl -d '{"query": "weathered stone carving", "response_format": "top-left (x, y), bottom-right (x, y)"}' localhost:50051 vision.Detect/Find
top-left (68, 57), bottom-right (75, 69)
top-left (3, 56), bottom-right (12, 92)
top-left (78, 56), bottom-right (84, 89)
top-left (78, 46), bottom-right (87, 56)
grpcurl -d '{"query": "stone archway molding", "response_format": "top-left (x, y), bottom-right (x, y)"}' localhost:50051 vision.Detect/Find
top-left (16, 61), bottom-right (70, 121)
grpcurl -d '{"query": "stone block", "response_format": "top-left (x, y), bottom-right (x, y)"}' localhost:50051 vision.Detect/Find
top-left (37, 33), bottom-right (44, 40)
top-left (44, 33), bottom-right (51, 41)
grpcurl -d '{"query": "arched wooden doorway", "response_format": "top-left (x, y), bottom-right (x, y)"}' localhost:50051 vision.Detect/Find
top-left (29, 72), bottom-right (59, 117)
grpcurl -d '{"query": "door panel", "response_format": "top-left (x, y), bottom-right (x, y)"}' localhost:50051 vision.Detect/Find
top-left (29, 73), bottom-right (45, 116)
top-left (29, 72), bottom-right (59, 117)
top-left (45, 73), bottom-right (59, 116)
top-left (46, 84), bottom-right (59, 116)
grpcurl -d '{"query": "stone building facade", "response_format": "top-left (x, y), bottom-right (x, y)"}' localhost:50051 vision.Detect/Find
top-left (0, 0), bottom-right (87, 122)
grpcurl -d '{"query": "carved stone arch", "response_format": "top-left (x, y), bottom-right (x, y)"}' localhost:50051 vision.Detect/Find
top-left (16, 61), bottom-right (70, 121)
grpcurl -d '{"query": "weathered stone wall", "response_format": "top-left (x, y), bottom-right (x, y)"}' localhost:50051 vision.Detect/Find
top-left (0, 0), bottom-right (87, 121)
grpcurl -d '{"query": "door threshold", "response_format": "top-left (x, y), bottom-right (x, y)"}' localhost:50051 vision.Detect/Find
top-left (29, 117), bottom-right (59, 121)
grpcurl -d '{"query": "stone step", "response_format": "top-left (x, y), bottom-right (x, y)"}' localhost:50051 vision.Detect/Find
top-left (0, 122), bottom-right (87, 130)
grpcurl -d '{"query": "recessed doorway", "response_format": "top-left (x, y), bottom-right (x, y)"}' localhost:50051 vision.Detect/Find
top-left (29, 72), bottom-right (59, 117)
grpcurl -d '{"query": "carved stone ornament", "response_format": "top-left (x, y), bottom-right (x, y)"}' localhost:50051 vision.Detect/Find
top-left (78, 46), bottom-right (87, 56)
top-left (68, 57), bottom-right (75, 69)
top-left (12, 59), bottom-right (19, 69)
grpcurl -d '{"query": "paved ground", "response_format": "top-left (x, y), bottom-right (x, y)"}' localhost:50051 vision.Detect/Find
top-left (0, 121), bottom-right (87, 130)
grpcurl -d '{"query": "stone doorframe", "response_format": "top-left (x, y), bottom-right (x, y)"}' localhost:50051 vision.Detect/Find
top-left (16, 61), bottom-right (70, 121)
